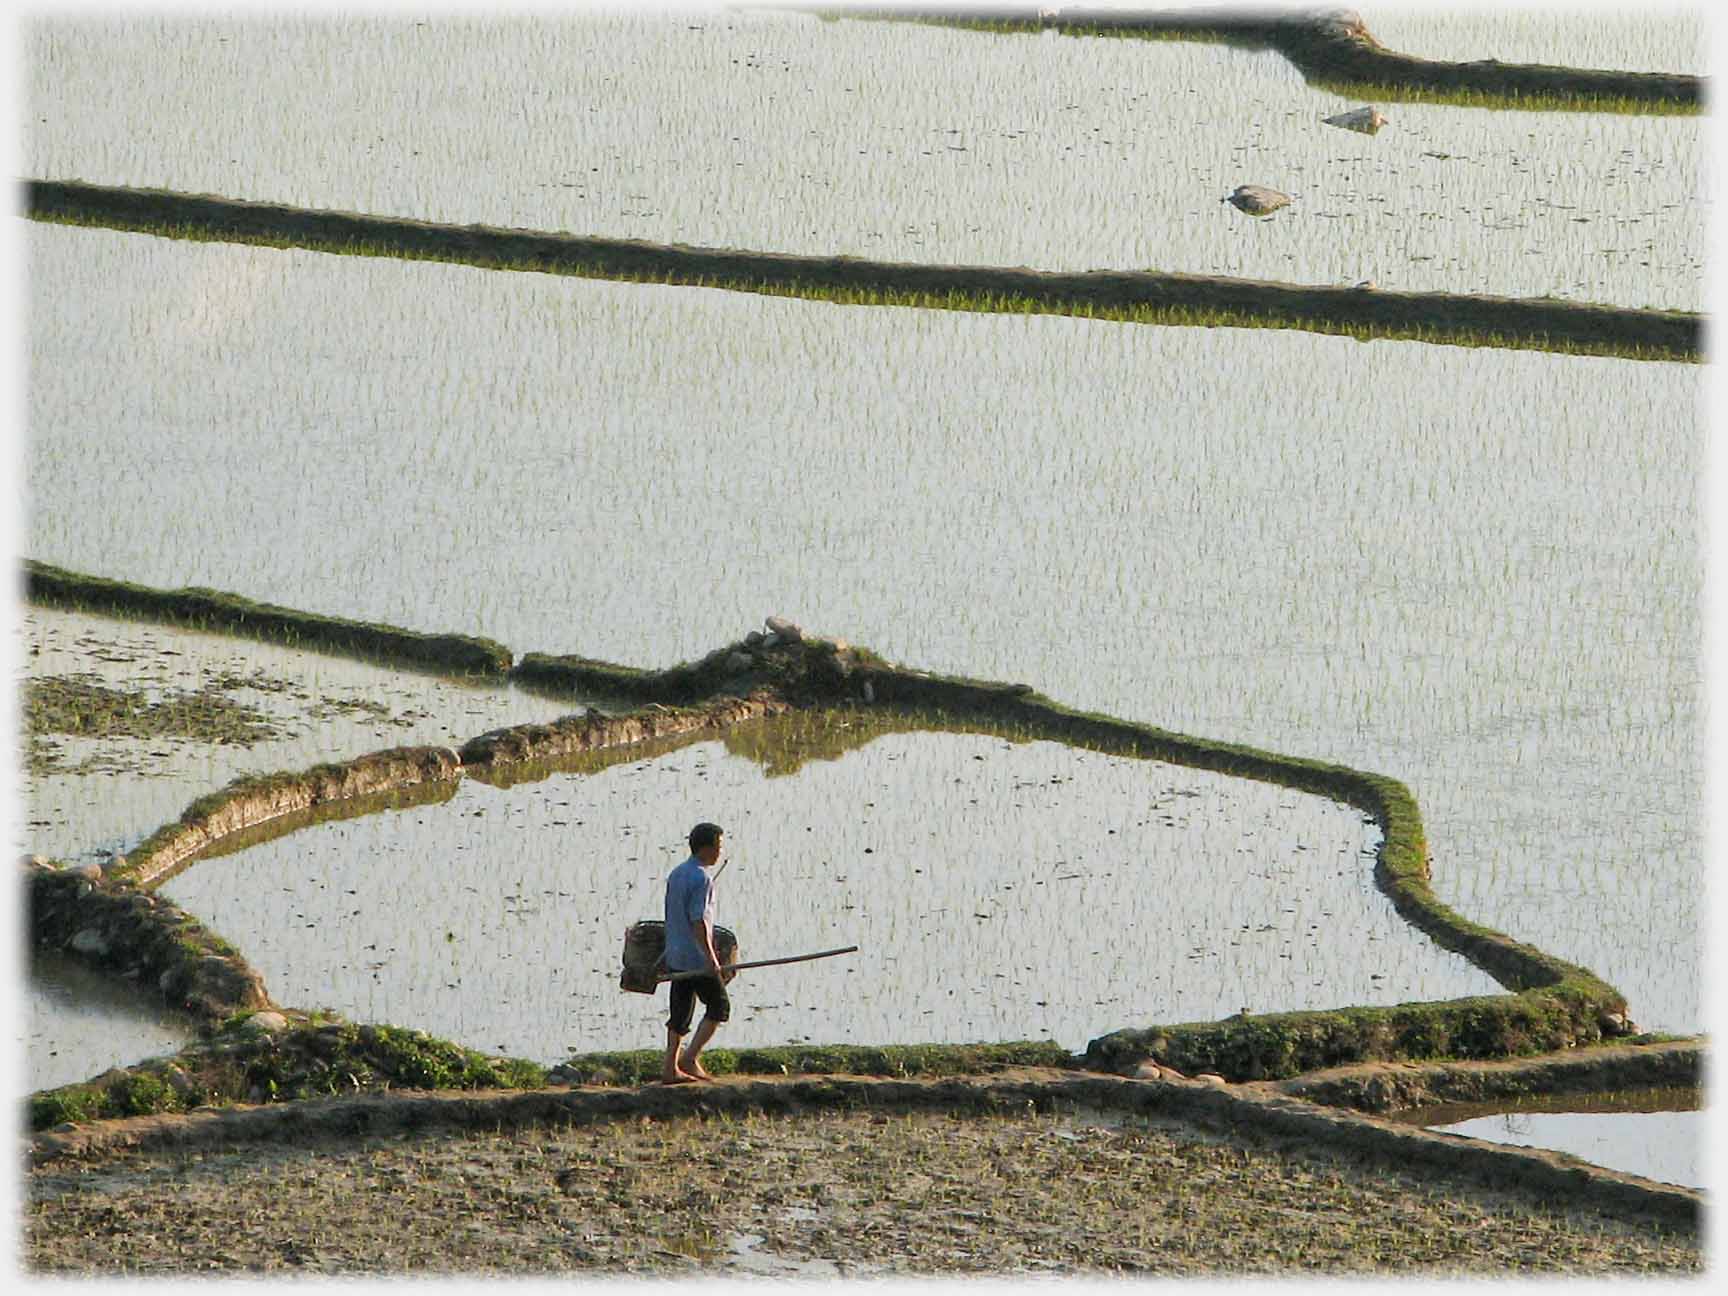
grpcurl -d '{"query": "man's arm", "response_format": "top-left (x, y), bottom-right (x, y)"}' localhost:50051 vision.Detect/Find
top-left (690, 917), bottom-right (724, 978)
top-left (684, 872), bottom-right (725, 979)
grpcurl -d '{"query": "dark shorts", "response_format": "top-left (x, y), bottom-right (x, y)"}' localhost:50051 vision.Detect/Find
top-left (667, 974), bottom-right (730, 1034)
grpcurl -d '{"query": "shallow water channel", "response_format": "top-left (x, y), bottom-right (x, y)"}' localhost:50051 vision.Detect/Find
top-left (23, 10), bottom-right (1704, 306)
top-left (25, 951), bottom-right (196, 1094)
top-left (155, 713), bottom-right (1500, 1060)
top-left (1395, 1087), bottom-right (1705, 1191)
top-left (26, 224), bottom-right (1703, 1037)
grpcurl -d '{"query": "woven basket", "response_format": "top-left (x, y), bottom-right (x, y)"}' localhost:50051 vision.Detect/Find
top-left (619, 920), bottom-right (739, 994)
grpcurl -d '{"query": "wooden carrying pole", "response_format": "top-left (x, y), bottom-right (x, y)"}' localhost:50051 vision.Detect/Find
top-left (659, 945), bottom-right (859, 983)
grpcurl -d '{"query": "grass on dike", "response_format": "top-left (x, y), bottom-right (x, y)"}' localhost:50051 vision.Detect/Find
top-left (30, 211), bottom-right (1694, 364)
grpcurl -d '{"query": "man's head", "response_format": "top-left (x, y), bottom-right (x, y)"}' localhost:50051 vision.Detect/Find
top-left (689, 821), bottom-right (724, 866)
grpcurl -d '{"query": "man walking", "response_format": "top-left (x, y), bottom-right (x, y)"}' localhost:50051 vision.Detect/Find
top-left (662, 822), bottom-right (731, 1084)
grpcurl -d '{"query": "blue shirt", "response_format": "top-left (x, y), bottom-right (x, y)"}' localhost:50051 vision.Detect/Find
top-left (663, 855), bottom-right (716, 972)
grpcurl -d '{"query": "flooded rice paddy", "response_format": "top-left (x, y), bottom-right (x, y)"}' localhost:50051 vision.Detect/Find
top-left (156, 714), bottom-right (1501, 1061)
top-left (23, 11), bottom-right (1703, 307)
top-left (26, 222), bottom-right (1702, 1034)
top-left (17, 5), bottom-right (1704, 1212)
top-left (18, 606), bottom-right (581, 865)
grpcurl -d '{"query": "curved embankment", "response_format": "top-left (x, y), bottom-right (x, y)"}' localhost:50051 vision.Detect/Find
top-left (796, 660), bottom-right (1637, 1080)
top-left (27, 1066), bottom-right (1701, 1233)
top-left (1273, 1037), bottom-right (1700, 1114)
top-left (23, 180), bottom-right (1699, 362)
top-left (27, 859), bottom-right (271, 1031)
top-left (27, 566), bottom-right (1648, 1123)
top-left (831, 4), bottom-right (1703, 111)
top-left (26, 687), bottom-right (797, 1043)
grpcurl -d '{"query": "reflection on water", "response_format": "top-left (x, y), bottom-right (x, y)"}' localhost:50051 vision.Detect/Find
top-left (26, 950), bottom-right (195, 1093)
top-left (1407, 1088), bottom-right (1705, 1189)
top-left (157, 713), bottom-right (1500, 1061)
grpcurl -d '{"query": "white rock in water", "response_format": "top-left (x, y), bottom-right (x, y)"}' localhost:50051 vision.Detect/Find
top-left (1223, 185), bottom-right (1291, 216)
top-left (1323, 106), bottom-right (1388, 134)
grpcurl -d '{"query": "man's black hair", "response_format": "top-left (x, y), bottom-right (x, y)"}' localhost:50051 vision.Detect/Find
top-left (689, 822), bottom-right (724, 851)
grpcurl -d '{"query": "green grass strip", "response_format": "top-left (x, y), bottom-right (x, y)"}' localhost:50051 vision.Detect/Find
top-left (821, 4), bottom-right (1703, 114)
top-left (23, 559), bottom-right (512, 677)
top-left (24, 180), bottom-right (1699, 363)
top-left (554, 1041), bottom-right (1077, 1087)
top-left (29, 1021), bottom-right (551, 1130)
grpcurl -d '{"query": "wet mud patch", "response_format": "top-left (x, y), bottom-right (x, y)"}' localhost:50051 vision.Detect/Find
top-left (21, 618), bottom-right (435, 779)
top-left (206, 667), bottom-right (431, 727)
top-left (25, 674), bottom-right (294, 776)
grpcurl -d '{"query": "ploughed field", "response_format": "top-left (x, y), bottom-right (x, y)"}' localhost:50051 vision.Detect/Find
top-left (23, 1097), bottom-right (1701, 1277)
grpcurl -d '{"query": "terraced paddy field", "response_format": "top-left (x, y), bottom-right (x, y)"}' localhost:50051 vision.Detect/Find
top-left (17, 1), bottom-right (1707, 1280)
top-left (28, 219), bottom-right (1703, 1036)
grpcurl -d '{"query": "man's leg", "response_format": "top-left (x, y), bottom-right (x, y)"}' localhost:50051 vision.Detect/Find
top-left (662, 982), bottom-right (697, 1083)
top-left (679, 1017), bottom-right (720, 1079)
top-left (678, 976), bottom-right (729, 1079)
top-left (662, 1027), bottom-right (693, 1083)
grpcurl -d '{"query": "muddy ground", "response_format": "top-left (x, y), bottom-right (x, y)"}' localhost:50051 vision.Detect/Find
top-left (25, 1071), bottom-right (1701, 1278)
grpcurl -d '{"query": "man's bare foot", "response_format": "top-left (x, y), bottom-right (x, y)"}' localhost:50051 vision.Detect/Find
top-left (660, 1071), bottom-right (696, 1085)
top-left (681, 1061), bottom-right (715, 1081)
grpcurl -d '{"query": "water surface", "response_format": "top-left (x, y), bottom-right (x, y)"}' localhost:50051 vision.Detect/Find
top-left (1403, 1088), bottom-right (1705, 1190)
top-left (158, 717), bottom-right (1495, 1061)
top-left (25, 950), bottom-right (195, 1093)
top-left (26, 225), bottom-right (1702, 1033)
top-left (23, 10), bottom-right (1703, 307)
